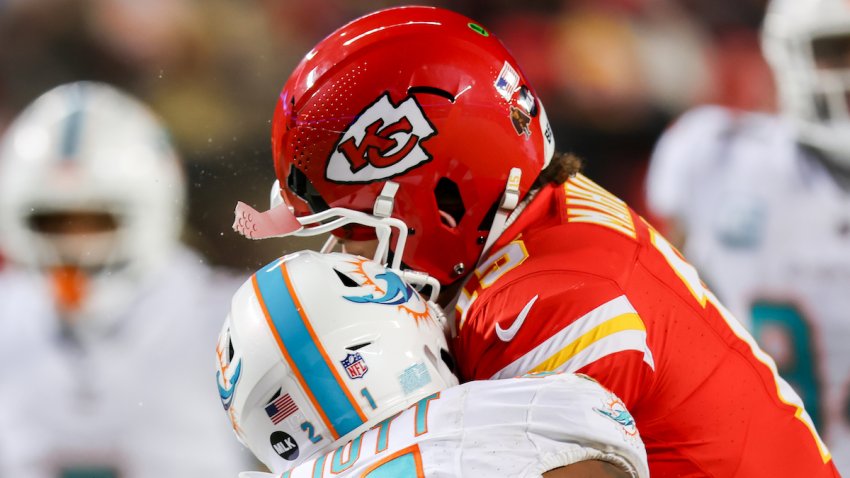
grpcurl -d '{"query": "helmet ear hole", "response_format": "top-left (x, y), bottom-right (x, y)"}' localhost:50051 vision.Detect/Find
top-left (434, 178), bottom-right (464, 228)
top-left (440, 348), bottom-right (455, 374)
top-left (423, 344), bottom-right (456, 378)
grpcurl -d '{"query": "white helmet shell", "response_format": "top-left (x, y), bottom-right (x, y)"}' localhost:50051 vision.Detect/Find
top-left (216, 251), bottom-right (457, 473)
top-left (763, 0), bottom-right (850, 166)
top-left (0, 82), bottom-right (186, 331)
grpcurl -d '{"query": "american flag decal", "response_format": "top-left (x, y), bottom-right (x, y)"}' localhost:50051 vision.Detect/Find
top-left (265, 393), bottom-right (298, 425)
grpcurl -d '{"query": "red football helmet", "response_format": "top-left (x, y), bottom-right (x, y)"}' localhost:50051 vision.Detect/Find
top-left (273, 6), bottom-right (555, 284)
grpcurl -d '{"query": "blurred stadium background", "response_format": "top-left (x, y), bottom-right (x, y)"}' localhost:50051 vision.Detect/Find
top-left (0, 0), bottom-right (774, 272)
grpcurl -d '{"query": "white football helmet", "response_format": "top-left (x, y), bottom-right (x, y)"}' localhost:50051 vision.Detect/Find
top-left (216, 251), bottom-right (457, 473)
top-left (763, 0), bottom-right (850, 166)
top-left (0, 81), bottom-right (185, 333)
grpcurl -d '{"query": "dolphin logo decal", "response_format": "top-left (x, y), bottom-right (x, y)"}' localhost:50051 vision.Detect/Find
top-left (217, 358), bottom-right (242, 411)
top-left (343, 270), bottom-right (416, 306)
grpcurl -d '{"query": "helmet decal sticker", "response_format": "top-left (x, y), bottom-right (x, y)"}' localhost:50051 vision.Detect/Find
top-left (269, 431), bottom-right (300, 461)
top-left (216, 358), bottom-right (242, 411)
top-left (265, 392), bottom-right (300, 425)
top-left (494, 61), bottom-right (520, 101)
top-left (326, 93), bottom-right (437, 184)
top-left (594, 393), bottom-right (640, 446)
top-left (398, 362), bottom-right (432, 395)
top-left (340, 258), bottom-right (431, 323)
top-left (340, 352), bottom-right (369, 379)
top-left (516, 86), bottom-right (537, 116)
top-left (216, 327), bottom-right (242, 411)
top-left (468, 22), bottom-right (489, 37)
top-left (510, 106), bottom-right (532, 137)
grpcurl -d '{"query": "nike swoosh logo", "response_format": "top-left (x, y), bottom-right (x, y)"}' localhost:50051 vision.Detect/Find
top-left (495, 294), bottom-right (539, 342)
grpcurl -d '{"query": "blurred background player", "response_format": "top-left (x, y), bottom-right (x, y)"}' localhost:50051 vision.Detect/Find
top-left (0, 81), bottom-right (250, 477)
top-left (645, 0), bottom-right (850, 473)
top-left (237, 6), bottom-right (838, 476)
top-left (218, 250), bottom-right (649, 478)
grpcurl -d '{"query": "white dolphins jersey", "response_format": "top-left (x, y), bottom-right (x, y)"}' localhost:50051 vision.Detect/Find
top-left (246, 373), bottom-right (648, 478)
top-left (647, 105), bottom-right (850, 474)
top-left (0, 247), bottom-right (253, 478)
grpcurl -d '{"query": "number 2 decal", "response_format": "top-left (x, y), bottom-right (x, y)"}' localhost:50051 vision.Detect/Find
top-left (301, 421), bottom-right (323, 444)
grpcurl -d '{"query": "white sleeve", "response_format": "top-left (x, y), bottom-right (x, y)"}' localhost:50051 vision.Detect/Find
top-left (455, 374), bottom-right (649, 478)
top-left (522, 374), bottom-right (650, 478)
top-left (238, 472), bottom-right (276, 478)
top-left (645, 105), bottom-right (736, 223)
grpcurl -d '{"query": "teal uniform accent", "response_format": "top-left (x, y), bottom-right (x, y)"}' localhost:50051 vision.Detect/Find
top-left (311, 454), bottom-right (327, 478)
top-left (413, 393), bottom-right (439, 436)
top-left (364, 448), bottom-right (421, 477)
top-left (331, 435), bottom-right (362, 473)
top-left (751, 301), bottom-right (823, 430)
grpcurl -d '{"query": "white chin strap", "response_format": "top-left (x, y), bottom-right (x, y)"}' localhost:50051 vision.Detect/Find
top-left (480, 167), bottom-right (522, 258)
top-left (233, 181), bottom-right (441, 302)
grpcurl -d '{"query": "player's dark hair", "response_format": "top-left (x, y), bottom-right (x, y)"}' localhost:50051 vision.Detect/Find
top-left (535, 151), bottom-right (583, 186)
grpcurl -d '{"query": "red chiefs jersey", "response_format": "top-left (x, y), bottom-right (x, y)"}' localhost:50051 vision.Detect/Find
top-left (452, 175), bottom-right (838, 477)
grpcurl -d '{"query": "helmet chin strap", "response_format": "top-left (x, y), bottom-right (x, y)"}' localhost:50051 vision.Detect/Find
top-left (480, 167), bottom-right (522, 259)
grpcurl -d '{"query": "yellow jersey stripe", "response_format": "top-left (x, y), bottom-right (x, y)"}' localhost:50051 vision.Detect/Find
top-left (529, 313), bottom-right (645, 373)
top-left (492, 295), bottom-right (655, 379)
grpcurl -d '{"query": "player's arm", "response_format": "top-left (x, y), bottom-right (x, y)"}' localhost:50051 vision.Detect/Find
top-left (522, 373), bottom-right (649, 478)
top-left (544, 460), bottom-right (631, 478)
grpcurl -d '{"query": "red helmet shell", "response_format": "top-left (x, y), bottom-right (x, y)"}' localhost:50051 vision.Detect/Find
top-left (274, 6), bottom-right (554, 284)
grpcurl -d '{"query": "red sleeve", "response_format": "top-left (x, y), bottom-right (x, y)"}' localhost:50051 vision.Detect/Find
top-left (452, 270), bottom-right (656, 409)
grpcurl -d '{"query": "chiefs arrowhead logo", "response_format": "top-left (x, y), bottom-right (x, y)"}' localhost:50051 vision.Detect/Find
top-left (326, 93), bottom-right (437, 183)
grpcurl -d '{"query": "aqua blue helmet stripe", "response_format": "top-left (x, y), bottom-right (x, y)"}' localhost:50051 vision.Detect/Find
top-left (60, 84), bottom-right (86, 161)
top-left (254, 260), bottom-right (364, 437)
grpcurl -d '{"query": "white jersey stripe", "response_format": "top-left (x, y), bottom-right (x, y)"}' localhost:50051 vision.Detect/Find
top-left (492, 296), bottom-right (655, 379)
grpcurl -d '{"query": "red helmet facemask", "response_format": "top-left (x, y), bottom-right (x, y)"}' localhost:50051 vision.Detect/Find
top-left (272, 6), bottom-right (555, 285)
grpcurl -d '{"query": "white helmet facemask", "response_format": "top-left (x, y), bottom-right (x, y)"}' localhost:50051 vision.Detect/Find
top-left (0, 82), bottom-right (186, 337)
top-left (763, 0), bottom-right (850, 168)
top-left (216, 251), bottom-right (458, 473)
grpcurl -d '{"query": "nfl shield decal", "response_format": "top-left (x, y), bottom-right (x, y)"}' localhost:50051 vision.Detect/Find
top-left (326, 93), bottom-right (436, 183)
top-left (341, 352), bottom-right (369, 379)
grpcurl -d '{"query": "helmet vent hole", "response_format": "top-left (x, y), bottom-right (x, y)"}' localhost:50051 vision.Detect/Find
top-left (266, 387), bottom-right (282, 404)
top-left (407, 86), bottom-right (456, 103)
top-left (227, 338), bottom-right (235, 363)
top-left (287, 165), bottom-right (330, 213)
top-left (440, 348), bottom-right (455, 374)
top-left (334, 269), bottom-right (360, 287)
top-left (434, 178), bottom-right (464, 228)
top-left (346, 342), bottom-right (371, 351)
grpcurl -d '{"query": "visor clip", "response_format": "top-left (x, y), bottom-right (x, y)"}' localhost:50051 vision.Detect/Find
top-left (373, 181), bottom-right (399, 218)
